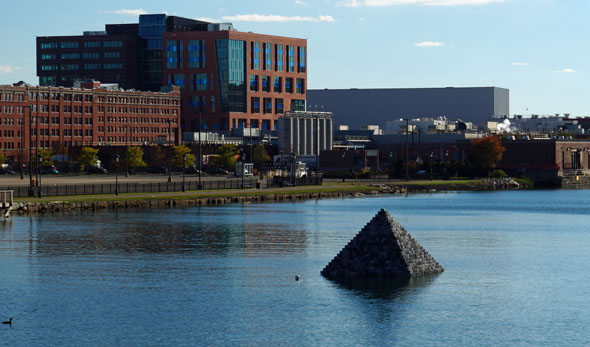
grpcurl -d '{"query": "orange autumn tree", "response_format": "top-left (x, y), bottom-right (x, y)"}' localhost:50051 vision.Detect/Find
top-left (470, 136), bottom-right (505, 176)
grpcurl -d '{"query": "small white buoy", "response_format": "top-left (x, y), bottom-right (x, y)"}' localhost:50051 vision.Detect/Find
top-left (295, 275), bottom-right (300, 281)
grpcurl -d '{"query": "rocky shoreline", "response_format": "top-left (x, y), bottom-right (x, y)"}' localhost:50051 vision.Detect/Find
top-left (9, 178), bottom-right (526, 215)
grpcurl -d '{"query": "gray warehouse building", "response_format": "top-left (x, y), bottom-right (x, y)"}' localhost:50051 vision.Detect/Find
top-left (306, 87), bottom-right (509, 130)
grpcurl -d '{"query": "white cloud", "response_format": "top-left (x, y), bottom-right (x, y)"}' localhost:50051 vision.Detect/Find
top-left (0, 65), bottom-right (21, 74)
top-left (113, 9), bottom-right (147, 16)
top-left (339, 0), bottom-right (503, 6)
top-left (555, 68), bottom-right (576, 73)
top-left (194, 17), bottom-right (221, 23)
top-left (221, 14), bottom-right (336, 22)
top-left (512, 62), bottom-right (530, 66)
top-left (358, 17), bottom-right (367, 21)
top-left (295, 0), bottom-right (309, 5)
top-left (415, 41), bottom-right (445, 47)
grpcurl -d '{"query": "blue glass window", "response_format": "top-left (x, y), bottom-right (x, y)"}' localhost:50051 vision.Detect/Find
top-left (252, 42), bottom-right (260, 70)
top-left (275, 98), bottom-right (284, 114)
top-left (166, 41), bottom-right (178, 69)
top-left (296, 78), bottom-right (304, 94)
top-left (298, 46), bottom-right (306, 73)
top-left (40, 42), bottom-right (57, 49)
top-left (251, 97), bottom-right (260, 113)
top-left (287, 46), bottom-right (295, 72)
top-left (264, 43), bottom-right (271, 70)
top-left (188, 40), bottom-right (200, 68)
top-left (285, 78), bottom-right (293, 93)
top-left (263, 98), bottom-right (272, 114)
top-left (273, 77), bottom-right (281, 93)
top-left (60, 42), bottom-right (79, 49)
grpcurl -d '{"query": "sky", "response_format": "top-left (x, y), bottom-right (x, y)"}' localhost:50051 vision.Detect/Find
top-left (0, 0), bottom-right (588, 116)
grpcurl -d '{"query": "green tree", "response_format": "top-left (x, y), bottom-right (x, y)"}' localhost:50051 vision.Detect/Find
top-left (470, 136), bottom-right (505, 176)
top-left (252, 144), bottom-right (271, 170)
top-left (0, 152), bottom-right (7, 165)
top-left (37, 148), bottom-right (54, 167)
top-left (126, 147), bottom-right (146, 171)
top-left (143, 145), bottom-right (164, 168)
top-left (212, 144), bottom-right (239, 170)
top-left (172, 145), bottom-right (195, 168)
top-left (78, 147), bottom-right (99, 172)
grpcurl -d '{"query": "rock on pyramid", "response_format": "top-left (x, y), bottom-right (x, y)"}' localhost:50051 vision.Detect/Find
top-left (321, 209), bottom-right (444, 280)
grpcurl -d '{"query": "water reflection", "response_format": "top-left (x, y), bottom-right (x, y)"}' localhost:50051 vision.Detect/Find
top-left (27, 210), bottom-right (308, 257)
top-left (331, 275), bottom-right (438, 301)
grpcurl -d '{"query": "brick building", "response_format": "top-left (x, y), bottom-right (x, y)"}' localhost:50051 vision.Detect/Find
top-left (0, 81), bottom-right (180, 164)
top-left (162, 30), bottom-right (307, 132)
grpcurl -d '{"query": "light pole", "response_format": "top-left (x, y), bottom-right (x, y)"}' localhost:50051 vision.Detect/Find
top-left (168, 119), bottom-right (172, 183)
top-left (405, 118), bottom-right (409, 181)
top-left (198, 111), bottom-right (202, 190)
top-left (290, 152), bottom-right (296, 187)
top-left (37, 154), bottom-right (43, 198)
top-left (240, 151), bottom-right (245, 189)
top-left (115, 154), bottom-right (119, 195)
top-left (182, 153), bottom-right (186, 192)
top-left (444, 150), bottom-right (449, 179)
top-left (125, 125), bottom-right (129, 177)
top-left (28, 105), bottom-right (33, 197)
top-left (430, 151), bottom-right (433, 181)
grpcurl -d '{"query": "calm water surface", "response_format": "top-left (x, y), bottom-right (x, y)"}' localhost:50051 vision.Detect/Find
top-left (2, 190), bottom-right (590, 346)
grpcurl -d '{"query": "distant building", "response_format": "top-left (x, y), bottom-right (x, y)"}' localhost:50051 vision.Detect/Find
top-left (278, 111), bottom-right (333, 157)
top-left (0, 81), bottom-right (181, 164)
top-left (307, 87), bottom-right (509, 129)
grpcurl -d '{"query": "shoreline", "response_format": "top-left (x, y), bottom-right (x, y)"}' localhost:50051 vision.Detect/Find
top-left (9, 178), bottom-right (531, 215)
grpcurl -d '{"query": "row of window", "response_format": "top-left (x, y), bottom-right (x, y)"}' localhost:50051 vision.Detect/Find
top-left (188, 96), bottom-right (216, 113)
top-left (251, 43), bottom-right (305, 73)
top-left (40, 41), bottom-right (123, 50)
top-left (41, 63), bottom-right (124, 71)
top-left (249, 76), bottom-right (305, 94)
top-left (41, 52), bottom-right (122, 61)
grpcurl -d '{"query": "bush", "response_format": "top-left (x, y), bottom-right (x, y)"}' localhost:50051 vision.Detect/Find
top-left (490, 169), bottom-right (507, 178)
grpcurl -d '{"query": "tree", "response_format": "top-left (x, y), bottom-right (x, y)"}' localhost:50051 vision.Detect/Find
top-left (37, 148), bottom-right (54, 167)
top-left (252, 144), bottom-right (271, 170)
top-left (172, 145), bottom-right (195, 168)
top-left (212, 144), bottom-right (239, 170)
top-left (126, 147), bottom-right (146, 171)
top-left (470, 136), bottom-right (505, 176)
top-left (78, 147), bottom-right (99, 172)
top-left (0, 152), bottom-right (7, 166)
top-left (143, 145), bottom-right (164, 168)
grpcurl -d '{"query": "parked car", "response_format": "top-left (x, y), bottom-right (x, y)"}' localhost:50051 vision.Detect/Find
top-left (147, 166), bottom-right (167, 174)
top-left (0, 167), bottom-right (15, 175)
top-left (185, 165), bottom-right (202, 174)
top-left (86, 166), bottom-right (108, 174)
top-left (41, 166), bottom-right (59, 174)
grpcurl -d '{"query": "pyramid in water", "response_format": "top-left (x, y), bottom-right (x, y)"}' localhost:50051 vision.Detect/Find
top-left (321, 209), bottom-right (444, 280)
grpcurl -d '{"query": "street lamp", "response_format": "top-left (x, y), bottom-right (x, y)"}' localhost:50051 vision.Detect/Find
top-left (182, 153), bottom-right (187, 192)
top-left (290, 152), bottom-right (296, 187)
top-left (198, 110), bottom-right (202, 190)
top-left (115, 154), bottom-right (119, 195)
top-left (240, 151), bottom-right (245, 189)
top-left (168, 119), bottom-right (172, 183)
top-left (430, 151), bottom-right (434, 181)
top-left (37, 154), bottom-right (43, 198)
top-left (444, 150), bottom-right (449, 179)
top-left (404, 118), bottom-right (409, 181)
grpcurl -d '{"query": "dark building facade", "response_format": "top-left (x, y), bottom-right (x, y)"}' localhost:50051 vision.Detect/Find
top-left (306, 87), bottom-right (509, 130)
top-left (163, 30), bottom-right (307, 132)
top-left (0, 82), bottom-right (180, 164)
top-left (37, 25), bottom-right (139, 89)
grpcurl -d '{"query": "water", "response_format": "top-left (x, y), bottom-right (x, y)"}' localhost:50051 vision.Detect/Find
top-left (2, 190), bottom-right (590, 346)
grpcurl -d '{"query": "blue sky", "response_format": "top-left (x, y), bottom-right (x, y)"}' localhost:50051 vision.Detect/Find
top-left (0, 0), bottom-right (587, 116)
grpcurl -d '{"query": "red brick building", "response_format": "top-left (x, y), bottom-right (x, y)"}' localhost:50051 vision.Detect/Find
top-left (162, 30), bottom-right (307, 132)
top-left (0, 81), bottom-right (180, 164)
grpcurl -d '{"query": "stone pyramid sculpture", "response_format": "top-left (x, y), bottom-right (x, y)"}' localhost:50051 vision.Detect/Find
top-left (321, 209), bottom-right (444, 280)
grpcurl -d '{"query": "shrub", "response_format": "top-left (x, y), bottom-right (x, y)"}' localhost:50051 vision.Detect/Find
top-left (490, 169), bottom-right (507, 178)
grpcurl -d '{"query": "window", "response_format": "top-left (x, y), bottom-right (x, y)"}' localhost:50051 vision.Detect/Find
top-left (104, 63), bottom-right (123, 70)
top-left (296, 78), bottom-right (304, 94)
top-left (60, 42), bottom-right (79, 49)
top-left (60, 53), bottom-right (80, 60)
top-left (104, 52), bottom-right (120, 59)
top-left (188, 40), bottom-right (201, 68)
top-left (41, 65), bottom-right (58, 71)
top-left (84, 41), bottom-right (101, 48)
top-left (173, 74), bottom-right (185, 88)
top-left (263, 43), bottom-right (272, 70)
top-left (287, 45), bottom-right (295, 72)
top-left (60, 64), bottom-right (79, 71)
top-left (273, 77), bottom-right (281, 93)
top-left (261, 76), bottom-right (270, 92)
top-left (290, 99), bottom-right (305, 112)
top-left (263, 98), bottom-right (272, 114)
top-left (40, 42), bottom-right (57, 49)
top-left (285, 78), bottom-right (293, 93)
top-left (84, 64), bottom-right (101, 70)
top-left (249, 75), bottom-right (258, 91)
top-left (275, 44), bottom-right (283, 71)
top-left (41, 54), bottom-right (55, 60)
top-left (251, 42), bottom-right (260, 70)
top-left (298, 46), bottom-right (306, 73)
top-left (166, 41), bottom-right (181, 69)
top-left (211, 96), bottom-right (215, 112)
top-left (82, 52), bottom-right (99, 59)
top-left (104, 41), bottom-right (123, 48)
top-left (189, 96), bottom-right (200, 109)
top-left (195, 73), bottom-right (207, 91)
top-left (251, 97), bottom-right (260, 113)
top-left (275, 98), bottom-right (283, 114)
